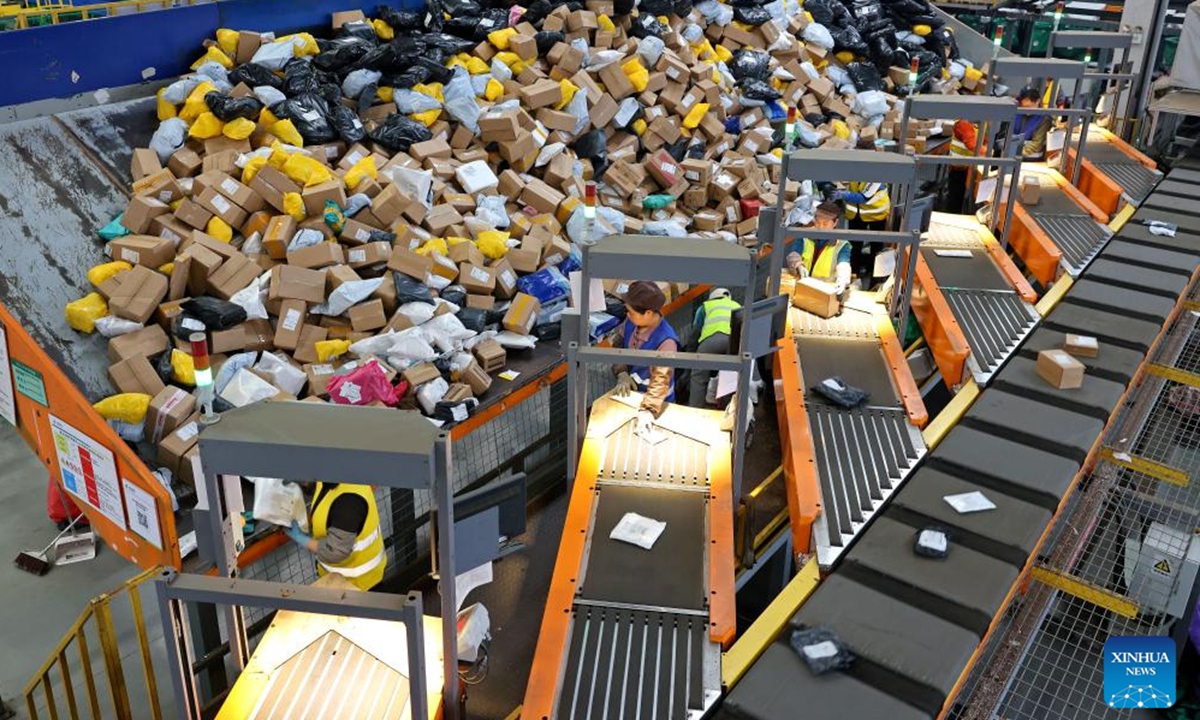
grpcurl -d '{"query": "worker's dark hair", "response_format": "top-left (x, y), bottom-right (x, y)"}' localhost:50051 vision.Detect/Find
top-left (624, 280), bottom-right (666, 314)
top-left (1017, 84), bottom-right (1041, 103)
top-left (815, 201), bottom-right (841, 221)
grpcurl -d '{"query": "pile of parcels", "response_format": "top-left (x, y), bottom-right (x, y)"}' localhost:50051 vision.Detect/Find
top-left (65, 0), bottom-right (982, 484)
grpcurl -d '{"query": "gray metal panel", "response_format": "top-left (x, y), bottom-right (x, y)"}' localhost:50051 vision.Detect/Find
top-left (1018, 328), bottom-right (1146, 384)
top-left (908, 95), bottom-right (1018, 124)
top-left (994, 56), bottom-right (1086, 80)
top-left (943, 289), bottom-right (1039, 378)
top-left (783, 149), bottom-right (917, 184)
top-left (1042, 302), bottom-right (1162, 351)
top-left (792, 575), bottom-right (980, 715)
top-left (962, 388), bottom-right (1104, 463)
top-left (1094, 162), bottom-right (1160, 203)
top-left (578, 485), bottom-right (707, 611)
top-left (796, 336), bottom-right (900, 407)
top-left (992, 356), bottom-right (1127, 421)
top-left (722, 642), bottom-right (932, 720)
top-left (1099, 241), bottom-right (1200, 277)
top-left (887, 468), bottom-right (1052, 567)
top-left (933, 425), bottom-right (1081, 509)
top-left (557, 606), bottom-right (706, 720)
top-left (1033, 214), bottom-right (1111, 273)
top-left (585, 235), bottom-right (753, 286)
top-left (55, 97), bottom-right (158, 186)
top-left (1067, 278), bottom-right (1179, 323)
top-left (1085, 258), bottom-right (1190, 298)
top-left (1051, 30), bottom-right (1134, 50)
top-left (841, 516), bottom-right (1019, 636)
top-left (198, 402), bottom-right (437, 486)
top-left (1168, 168), bottom-right (1200, 184)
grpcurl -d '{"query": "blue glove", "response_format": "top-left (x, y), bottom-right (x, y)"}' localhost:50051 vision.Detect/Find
top-left (286, 520), bottom-right (312, 547)
top-left (830, 190), bottom-right (847, 202)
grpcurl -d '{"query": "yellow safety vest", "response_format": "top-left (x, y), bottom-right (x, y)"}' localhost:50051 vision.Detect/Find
top-left (801, 238), bottom-right (848, 282)
top-left (845, 182), bottom-right (891, 223)
top-left (698, 297), bottom-right (741, 344)
top-left (949, 138), bottom-right (974, 168)
top-left (310, 482), bottom-right (386, 591)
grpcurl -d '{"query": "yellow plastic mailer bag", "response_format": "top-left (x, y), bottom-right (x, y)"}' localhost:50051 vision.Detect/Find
top-left (207, 217), bottom-right (234, 242)
top-left (271, 119), bottom-right (304, 147)
top-left (268, 141), bottom-right (293, 168)
top-left (188, 112), bottom-right (224, 139)
top-left (477, 230), bottom-right (509, 259)
top-left (914, 24), bottom-right (932, 36)
top-left (223, 117), bottom-right (256, 140)
top-left (485, 78), bottom-right (504, 101)
top-left (156, 90), bottom-right (177, 121)
top-left (158, 262), bottom-right (174, 275)
top-left (622, 58), bottom-right (650, 93)
top-left (835, 50), bottom-right (855, 64)
top-left (832, 119), bottom-right (851, 140)
top-left (631, 118), bottom-right (647, 136)
top-left (65, 293), bottom-right (108, 333)
top-left (216, 28), bottom-right (240, 56)
top-left (713, 44), bottom-right (733, 63)
top-left (259, 107), bottom-right (280, 128)
top-left (282, 153), bottom-right (333, 187)
top-left (413, 82), bottom-right (445, 102)
top-left (378, 86), bottom-right (395, 103)
top-left (488, 27), bottom-right (517, 49)
top-left (315, 339), bottom-right (351, 362)
top-left (555, 79), bottom-right (579, 110)
top-left (597, 13), bottom-right (615, 31)
top-left (180, 81), bottom-right (217, 122)
top-left (87, 261), bottom-right (131, 287)
top-left (682, 102), bottom-right (709, 129)
top-left (465, 56), bottom-right (490, 75)
top-left (344, 156), bottom-right (378, 191)
top-left (416, 237), bottom-right (449, 257)
top-left (192, 45), bottom-right (233, 71)
top-left (242, 156), bottom-right (268, 184)
top-left (411, 109), bottom-right (441, 127)
top-left (372, 18), bottom-right (395, 40)
top-left (93, 393), bottom-right (152, 424)
top-left (171, 349), bottom-right (197, 386)
top-left (283, 192), bottom-right (306, 221)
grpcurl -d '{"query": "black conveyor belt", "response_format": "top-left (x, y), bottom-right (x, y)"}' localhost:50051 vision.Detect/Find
top-left (1143, 194), bottom-right (1200, 218)
top-left (1156, 180), bottom-right (1200, 199)
top-left (1077, 132), bottom-right (1162, 203)
top-left (797, 336), bottom-right (899, 408)
top-left (919, 248), bottom-right (1009, 290)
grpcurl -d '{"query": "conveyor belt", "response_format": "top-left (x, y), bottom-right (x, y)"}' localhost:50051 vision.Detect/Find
top-left (942, 289), bottom-right (1039, 378)
top-left (790, 308), bottom-right (876, 338)
top-left (796, 336), bottom-right (899, 408)
top-left (1032, 214), bottom-right (1111, 272)
top-left (1094, 161), bottom-right (1159, 203)
top-left (598, 424), bottom-right (709, 487)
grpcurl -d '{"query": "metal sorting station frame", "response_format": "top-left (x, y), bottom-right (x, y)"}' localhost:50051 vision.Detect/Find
top-left (713, 144), bottom-right (1200, 720)
top-left (522, 234), bottom-right (763, 720)
top-left (156, 403), bottom-right (460, 720)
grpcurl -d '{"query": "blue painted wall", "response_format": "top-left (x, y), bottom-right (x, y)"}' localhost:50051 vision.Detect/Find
top-left (0, 0), bottom-right (427, 108)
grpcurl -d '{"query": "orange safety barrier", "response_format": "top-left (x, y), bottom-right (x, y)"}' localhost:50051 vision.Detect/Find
top-left (1004, 203), bottom-right (1063, 287)
top-left (0, 302), bottom-right (180, 570)
top-left (1064, 150), bottom-right (1125, 218)
top-left (982, 236), bottom-right (1039, 303)
top-left (772, 337), bottom-right (820, 557)
top-left (708, 439), bottom-right (736, 647)
top-left (909, 255), bottom-right (971, 389)
top-left (877, 315), bottom-right (928, 427)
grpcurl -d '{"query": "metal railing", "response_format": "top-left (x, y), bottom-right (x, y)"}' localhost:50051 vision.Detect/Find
top-left (0, 0), bottom-right (207, 30)
top-left (23, 566), bottom-right (164, 720)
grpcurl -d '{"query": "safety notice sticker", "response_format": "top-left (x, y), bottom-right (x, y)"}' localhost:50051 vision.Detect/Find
top-left (50, 414), bottom-right (126, 530)
top-left (0, 322), bottom-right (17, 426)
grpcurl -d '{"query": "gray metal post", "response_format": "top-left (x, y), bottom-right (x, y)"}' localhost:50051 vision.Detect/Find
top-left (156, 574), bottom-right (201, 720)
top-left (433, 434), bottom-right (460, 720)
top-left (566, 342), bottom-right (580, 483)
top-left (403, 592), bottom-right (430, 720)
top-left (770, 158), bottom-right (791, 298)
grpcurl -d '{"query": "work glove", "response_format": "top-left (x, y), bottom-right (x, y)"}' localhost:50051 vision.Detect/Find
top-left (829, 189), bottom-right (848, 202)
top-left (286, 520), bottom-right (313, 547)
top-left (614, 371), bottom-right (637, 397)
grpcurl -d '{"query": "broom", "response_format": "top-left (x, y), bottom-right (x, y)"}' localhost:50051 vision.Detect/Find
top-left (14, 515), bottom-right (84, 576)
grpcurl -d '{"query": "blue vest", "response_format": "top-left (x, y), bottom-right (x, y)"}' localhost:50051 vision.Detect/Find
top-left (1015, 114), bottom-right (1045, 152)
top-left (623, 318), bottom-right (680, 402)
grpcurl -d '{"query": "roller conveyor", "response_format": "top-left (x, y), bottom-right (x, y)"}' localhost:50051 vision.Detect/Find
top-left (1007, 166), bottom-right (1114, 283)
top-left (916, 213), bottom-right (1040, 385)
top-left (1072, 127), bottom-right (1163, 205)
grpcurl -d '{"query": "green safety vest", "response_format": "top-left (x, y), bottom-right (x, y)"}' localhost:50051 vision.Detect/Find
top-left (698, 297), bottom-right (741, 344)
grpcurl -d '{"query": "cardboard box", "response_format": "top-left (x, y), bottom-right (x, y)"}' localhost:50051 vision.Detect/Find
top-left (503, 292), bottom-right (541, 335)
top-left (263, 215), bottom-right (296, 260)
top-left (107, 355), bottom-right (166, 397)
top-left (108, 324), bottom-right (169, 363)
top-left (371, 183), bottom-right (414, 226)
top-left (443, 383), bottom-right (473, 403)
top-left (542, 236), bottom-right (571, 266)
top-left (157, 413), bottom-right (201, 476)
top-left (109, 235), bottom-right (176, 269)
top-left (300, 179), bottom-right (346, 217)
top-left (598, 61), bottom-right (635, 99)
top-left (645, 151), bottom-right (681, 188)
top-left (473, 338), bottom-right (507, 372)
top-left (1064, 334), bottom-right (1099, 358)
top-left (462, 360), bottom-right (493, 395)
top-left (480, 110), bottom-right (520, 143)
top-left (402, 362), bottom-right (442, 386)
top-left (249, 165), bottom-right (302, 213)
top-left (460, 263), bottom-right (496, 295)
top-left (274, 299), bottom-right (308, 351)
top-left (507, 245), bottom-right (541, 274)
top-left (210, 323), bottom-right (250, 354)
top-left (346, 241), bottom-right (391, 270)
top-left (174, 198), bottom-right (213, 231)
top-left (1037, 348), bottom-right (1085, 389)
top-left (204, 149), bottom-right (239, 176)
top-left (150, 215), bottom-right (192, 246)
top-left (293, 324), bottom-right (329, 364)
top-left (425, 204), bottom-right (463, 235)
top-left (1020, 175), bottom-right (1041, 205)
top-left (449, 241), bottom-right (485, 267)
top-left (491, 258), bottom-right (519, 299)
top-left (521, 179), bottom-right (565, 215)
top-left (339, 218), bottom-right (382, 246)
top-left (332, 9), bottom-right (366, 27)
top-left (133, 168), bottom-right (185, 204)
top-left (168, 147), bottom-right (203, 178)
top-left (327, 265), bottom-right (361, 294)
top-left (108, 265), bottom-right (169, 323)
top-left (520, 78), bottom-right (563, 108)
top-left (147, 386), bottom-right (197, 445)
top-left (270, 265), bottom-right (327, 304)
top-left (388, 246), bottom-right (434, 280)
top-left (182, 245), bottom-right (222, 297)
top-left (156, 297), bottom-right (188, 328)
top-left (348, 299), bottom-right (387, 332)
top-left (466, 294), bottom-right (496, 310)
top-left (287, 241), bottom-right (345, 270)
top-left (792, 278), bottom-right (839, 318)
top-left (303, 362), bottom-right (340, 397)
top-left (122, 196), bottom-right (171, 234)
top-left (197, 186), bottom-right (248, 229)
top-left (208, 254), bottom-right (260, 300)
top-left (131, 148), bottom-right (161, 181)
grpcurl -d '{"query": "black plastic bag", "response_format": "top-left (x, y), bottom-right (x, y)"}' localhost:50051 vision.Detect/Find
top-left (229, 63), bottom-right (282, 90)
top-left (852, 1), bottom-right (886, 25)
top-left (171, 313), bottom-right (207, 341)
top-left (535, 30), bottom-right (565, 56)
top-left (733, 4), bottom-right (770, 25)
top-left (534, 321), bottom-right (561, 341)
top-left (394, 272), bottom-right (436, 305)
top-left (356, 82), bottom-right (379, 114)
top-left (741, 78), bottom-right (781, 102)
top-left (204, 93), bottom-right (263, 122)
top-left (671, 0), bottom-right (693, 15)
top-left (351, 37), bottom-right (423, 74)
top-left (730, 49), bottom-right (771, 82)
top-left (663, 138), bottom-right (690, 163)
top-left (914, 526), bottom-right (950, 558)
top-left (154, 349), bottom-right (175, 385)
top-left (376, 6), bottom-right (425, 31)
top-left (328, 103), bottom-right (367, 144)
top-left (812, 376), bottom-right (868, 408)
top-left (457, 307), bottom-right (490, 332)
top-left (367, 229), bottom-right (396, 243)
top-left (420, 33), bottom-right (478, 61)
top-left (788, 626), bottom-right (855, 675)
top-left (337, 21), bottom-right (379, 42)
top-left (274, 95), bottom-right (337, 144)
top-left (846, 62), bottom-right (885, 92)
top-left (182, 297), bottom-right (248, 331)
top-left (613, 0), bottom-right (635, 14)
top-left (867, 34), bottom-right (896, 70)
top-left (282, 58), bottom-right (320, 97)
top-left (573, 129), bottom-right (609, 177)
top-left (441, 285), bottom-right (468, 307)
top-left (629, 13), bottom-right (664, 39)
top-left (805, 112), bottom-right (829, 127)
top-left (803, 0), bottom-right (837, 25)
top-left (313, 38), bottom-right (373, 72)
top-left (212, 395), bottom-right (236, 414)
top-left (440, 0), bottom-right (482, 16)
top-left (640, 0), bottom-right (674, 15)
top-left (830, 26), bottom-right (869, 56)
top-left (370, 112), bottom-right (432, 151)
top-left (432, 398), bottom-right (479, 423)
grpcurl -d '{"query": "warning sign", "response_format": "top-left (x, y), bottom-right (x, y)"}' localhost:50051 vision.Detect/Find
top-left (1153, 558), bottom-right (1173, 576)
top-left (49, 414), bottom-right (127, 530)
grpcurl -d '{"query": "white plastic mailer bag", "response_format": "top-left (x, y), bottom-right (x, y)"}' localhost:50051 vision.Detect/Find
top-left (220, 368), bottom-right (278, 407)
top-left (610, 512), bottom-right (666, 550)
top-left (416, 377), bottom-right (450, 414)
top-left (251, 477), bottom-right (308, 530)
top-left (254, 352), bottom-right (307, 396)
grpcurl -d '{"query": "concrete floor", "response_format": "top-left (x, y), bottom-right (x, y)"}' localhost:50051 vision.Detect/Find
top-left (0, 422), bottom-right (173, 719)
